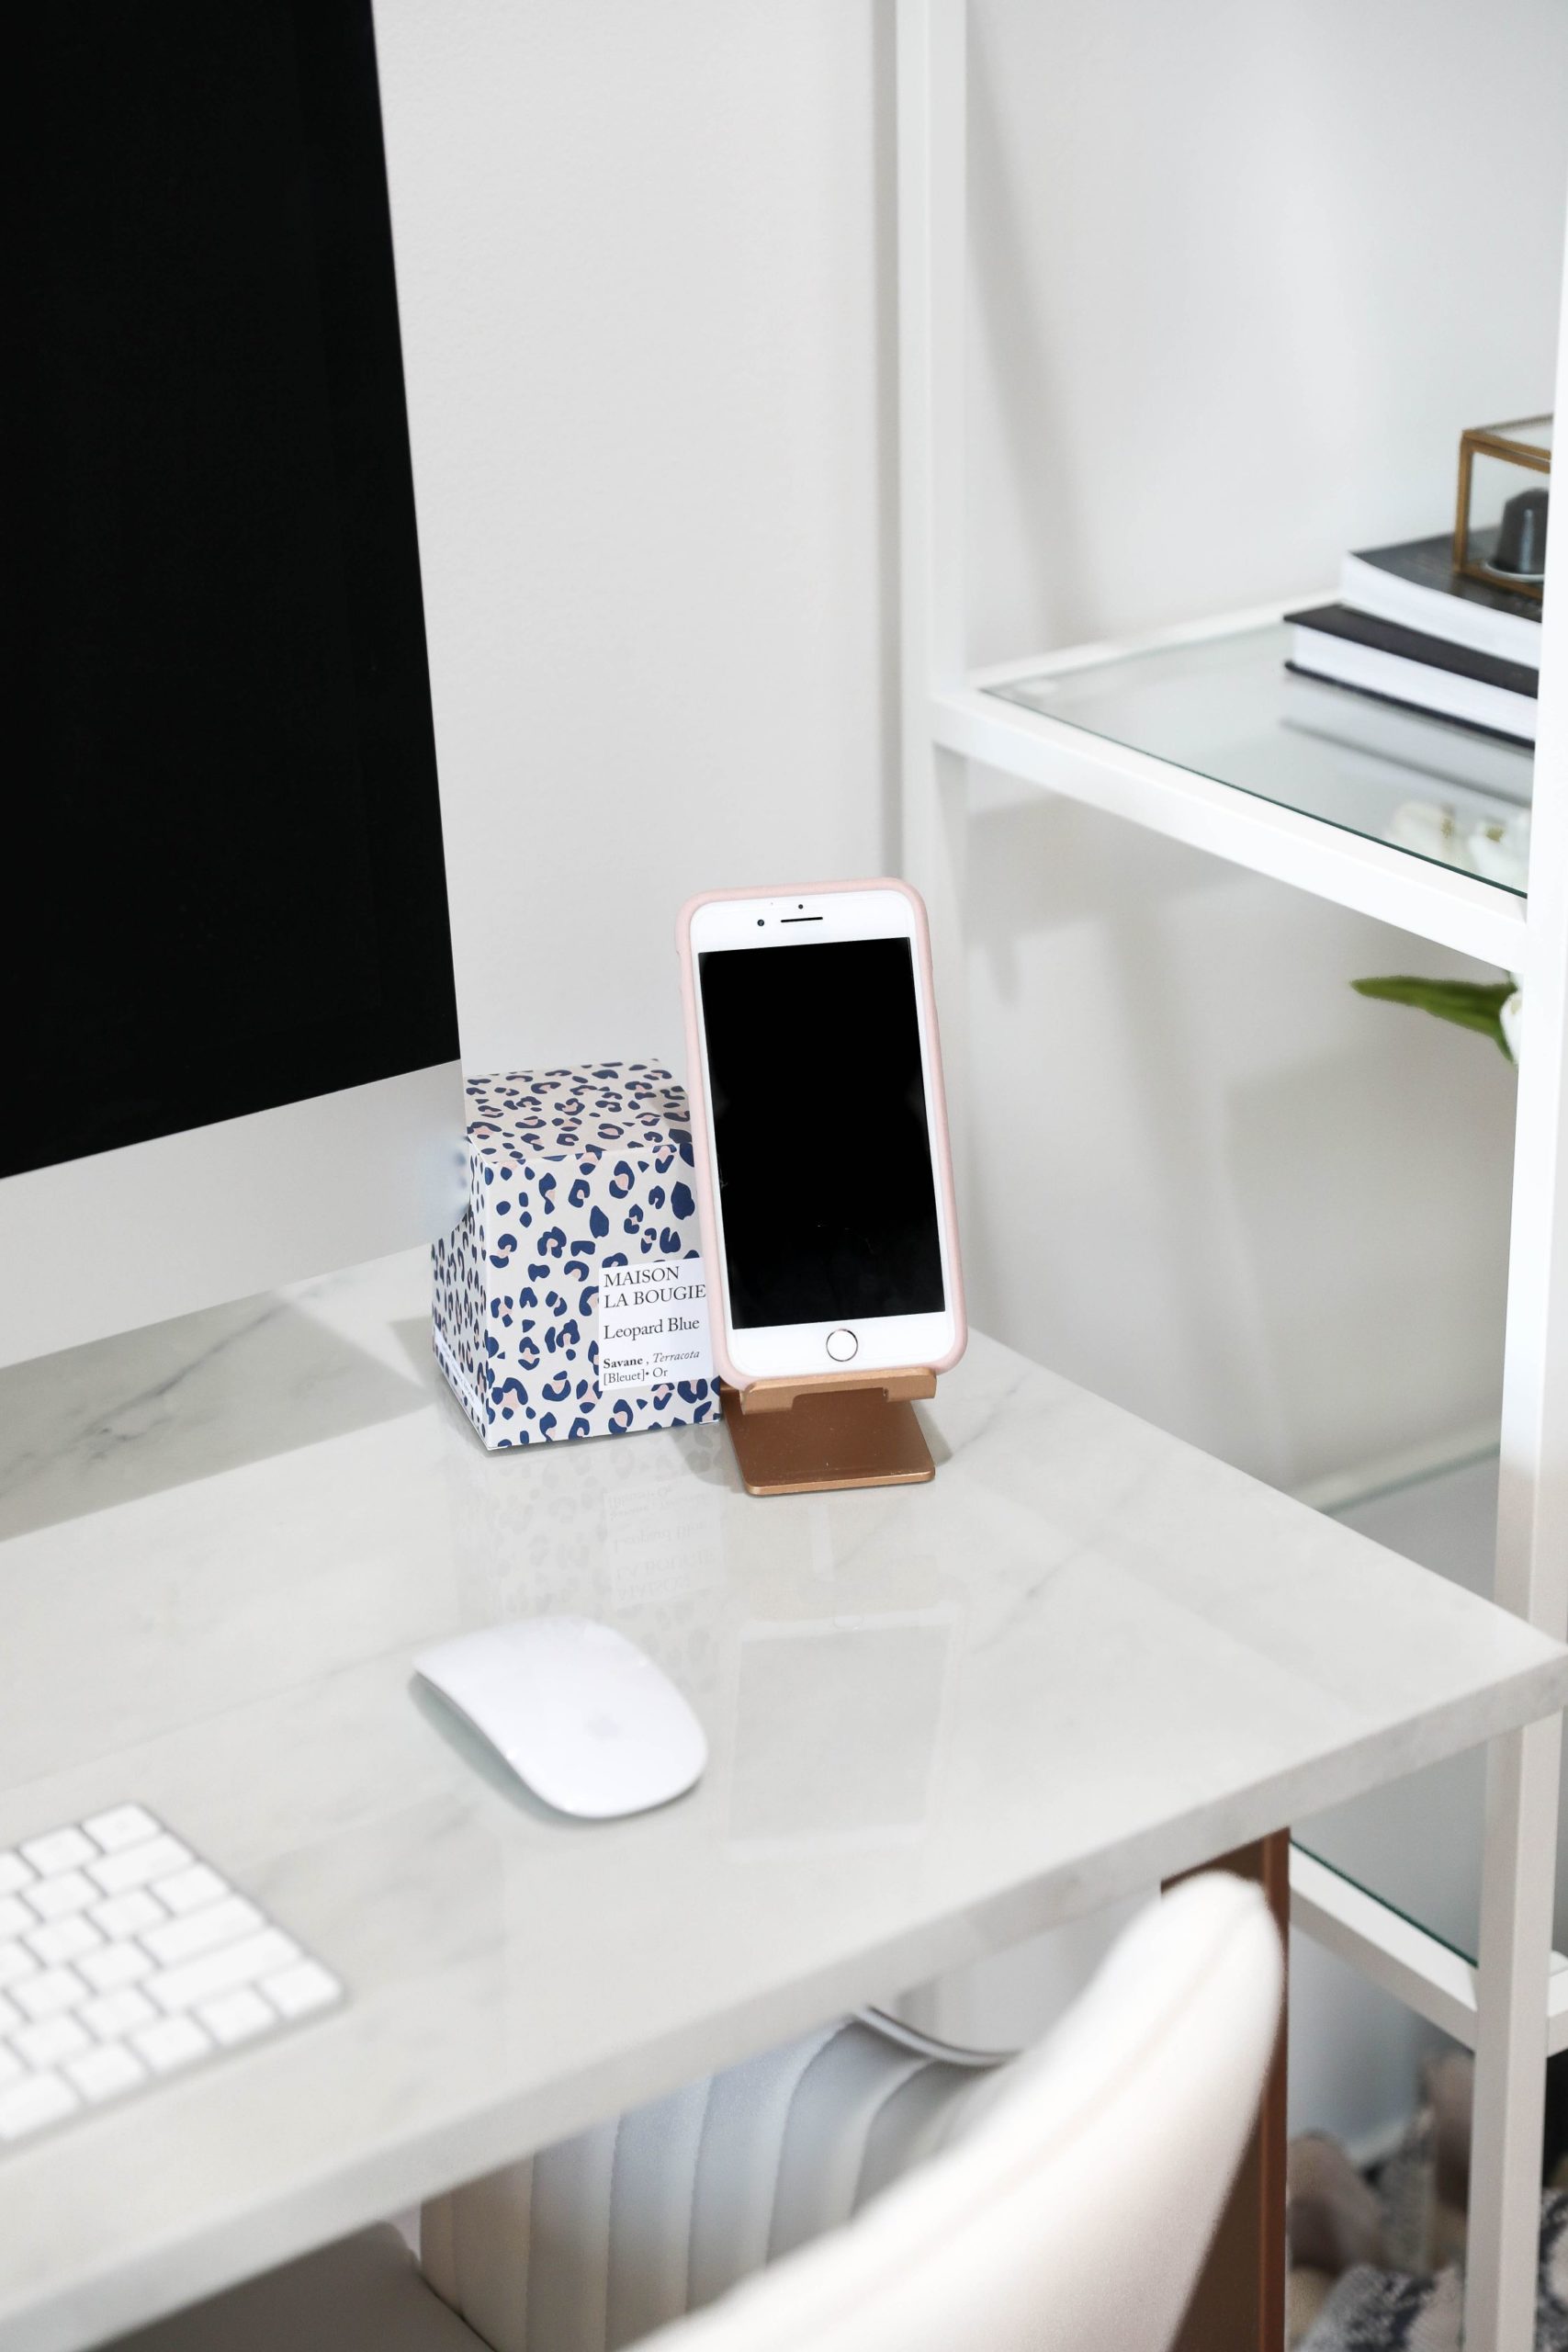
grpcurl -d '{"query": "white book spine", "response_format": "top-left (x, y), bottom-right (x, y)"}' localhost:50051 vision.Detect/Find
top-left (1290, 628), bottom-right (1538, 745)
top-left (1340, 551), bottom-right (1540, 670)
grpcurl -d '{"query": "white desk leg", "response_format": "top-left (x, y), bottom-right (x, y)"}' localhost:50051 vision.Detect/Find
top-left (1465, 1714), bottom-right (1562, 2352)
top-left (897, 0), bottom-right (968, 1201)
top-left (905, 740), bottom-right (970, 1209)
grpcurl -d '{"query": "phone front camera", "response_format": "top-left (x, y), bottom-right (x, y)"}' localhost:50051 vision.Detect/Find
top-left (756, 918), bottom-right (763, 927)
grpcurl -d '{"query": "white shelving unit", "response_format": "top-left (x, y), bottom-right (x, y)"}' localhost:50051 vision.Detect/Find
top-left (896, 7), bottom-right (1568, 2347)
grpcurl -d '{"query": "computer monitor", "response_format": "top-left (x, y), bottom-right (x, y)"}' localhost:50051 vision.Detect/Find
top-left (2, 1), bottom-right (465, 1368)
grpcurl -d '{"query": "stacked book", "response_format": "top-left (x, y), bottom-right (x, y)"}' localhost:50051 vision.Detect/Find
top-left (1284, 536), bottom-right (1538, 800)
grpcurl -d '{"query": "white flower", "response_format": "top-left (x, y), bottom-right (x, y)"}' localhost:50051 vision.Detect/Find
top-left (1387, 800), bottom-right (1462, 863)
top-left (1384, 802), bottom-right (1531, 891)
top-left (1502, 989), bottom-right (1523, 1063)
top-left (1468, 812), bottom-right (1530, 891)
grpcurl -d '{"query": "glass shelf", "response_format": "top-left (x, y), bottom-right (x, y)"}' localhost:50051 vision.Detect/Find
top-left (986, 623), bottom-right (1531, 895)
top-left (1293, 1447), bottom-right (1568, 1973)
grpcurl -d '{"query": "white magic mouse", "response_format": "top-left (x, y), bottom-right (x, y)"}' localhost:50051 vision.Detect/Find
top-left (414, 1616), bottom-right (707, 1819)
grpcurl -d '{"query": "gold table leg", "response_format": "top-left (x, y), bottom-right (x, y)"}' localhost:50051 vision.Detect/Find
top-left (1167, 1832), bottom-right (1291, 2352)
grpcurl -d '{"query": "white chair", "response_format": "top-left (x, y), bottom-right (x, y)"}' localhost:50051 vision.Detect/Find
top-left (110, 1872), bottom-right (1280, 2352)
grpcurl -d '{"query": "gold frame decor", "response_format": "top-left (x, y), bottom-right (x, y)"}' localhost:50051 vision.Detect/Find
top-left (1453, 414), bottom-right (1551, 600)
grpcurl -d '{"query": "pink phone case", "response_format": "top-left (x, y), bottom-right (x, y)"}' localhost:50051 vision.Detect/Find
top-left (676, 877), bottom-right (967, 1392)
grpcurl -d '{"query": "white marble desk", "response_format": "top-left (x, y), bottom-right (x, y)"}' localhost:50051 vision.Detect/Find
top-left (1, 1250), bottom-right (1564, 2352)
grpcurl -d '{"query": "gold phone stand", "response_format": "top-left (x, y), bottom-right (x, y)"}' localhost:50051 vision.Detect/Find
top-left (721, 1367), bottom-right (937, 1498)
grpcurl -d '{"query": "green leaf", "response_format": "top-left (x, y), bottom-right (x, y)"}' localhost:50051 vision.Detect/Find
top-left (1351, 976), bottom-right (1515, 1059)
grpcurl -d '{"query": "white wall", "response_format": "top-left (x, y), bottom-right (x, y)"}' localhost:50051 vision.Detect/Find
top-left (377, 0), bottom-right (1563, 1490)
top-left (961, 0), bottom-right (1566, 1489)
top-left (375, 0), bottom-right (895, 1080)
top-left (963, 788), bottom-right (1519, 1492)
top-left (374, 0), bottom-right (1568, 2147)
top-left (955, 0), bottom-right (1565, 2130)
top-left (966, 0), bottom-right (1568, 657)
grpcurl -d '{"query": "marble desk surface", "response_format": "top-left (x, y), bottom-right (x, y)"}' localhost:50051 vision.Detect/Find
top-left (1, 1250), bottom-right (1564, 2352)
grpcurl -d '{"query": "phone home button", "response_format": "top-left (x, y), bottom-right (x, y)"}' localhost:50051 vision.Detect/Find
top-left (825, 1329), bottom-right (858, 1363)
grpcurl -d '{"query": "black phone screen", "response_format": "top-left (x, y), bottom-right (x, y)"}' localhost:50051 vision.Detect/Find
top-left (697, 937), bottom-right (946, 1329)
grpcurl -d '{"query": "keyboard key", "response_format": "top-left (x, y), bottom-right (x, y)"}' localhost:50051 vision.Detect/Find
top-left (0, 1809), bottom-right (340, 2159)
top-left (83, 1806), bottom-right (159, 1855)
top-left (14, 2017), bottom-right (90, 2070)
top-left (144, 1897), bottom-right (260, 1969)
top-left (81, 1988), bottom-right (157, 2041)
top-left (0, 2072), bottom-right (77, 2141)
top-left (87, 1837), bottom-right (190, 1897)
top-left (150, 1929), bottom-right (299, 2016)
top-left (155, 1865), bottom-right (227, 1917)
top-left (79, 1943), bottom-right (152, 1994)
top-left (262, 1961), bottom-right (340, 2020)
top-left (25, 1872), bottom-right (96, 1922)
top-left (13, 1969), bottom-right (86, 2021)
top-left (20, 1830), bottom-right (95, 1877)
top-left (91, 1891), bottom-right (164, 1940)
top-left (27, 1917), bottom-right (102, 1968)
top-left (199, 1989), bottom-right (274, 2046)
top-left (132, 2016), bottom-right (210, 2074)
top-left (66, 2043), bottom-right (146, 2103)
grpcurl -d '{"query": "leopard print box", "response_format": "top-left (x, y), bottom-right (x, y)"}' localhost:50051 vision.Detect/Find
top-left (432, 1064), bottom-right (719, 1449)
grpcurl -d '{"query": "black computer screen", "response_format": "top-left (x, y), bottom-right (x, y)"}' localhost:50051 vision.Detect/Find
top-left (2, 3), bottom-right (458, 1180)
top-left (698, 939), bottom-right (946, 1329)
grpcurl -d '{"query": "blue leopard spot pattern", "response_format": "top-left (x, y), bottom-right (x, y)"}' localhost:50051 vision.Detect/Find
top-left (432, 1062), bottom-right (717, 1452)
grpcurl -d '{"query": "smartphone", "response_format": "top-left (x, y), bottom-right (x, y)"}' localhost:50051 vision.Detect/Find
top-left (678, 879), bottom-right (964, 1385)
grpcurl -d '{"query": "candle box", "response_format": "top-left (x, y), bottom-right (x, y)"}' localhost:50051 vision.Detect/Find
top-left (432, 1063), bottom-right (717, 1450)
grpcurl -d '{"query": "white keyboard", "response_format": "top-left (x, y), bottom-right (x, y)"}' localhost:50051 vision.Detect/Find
top-left (0, 1804), bottom-right (342, 2149)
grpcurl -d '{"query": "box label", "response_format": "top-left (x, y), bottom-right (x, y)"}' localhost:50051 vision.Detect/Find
top-left (597, 1256), bottom-right (714, 1396)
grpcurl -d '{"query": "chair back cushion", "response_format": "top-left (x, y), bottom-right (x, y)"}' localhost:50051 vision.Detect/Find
top-left (422, 2015), bottom-right (1007, 2352)
top-left (643, 1873), bottom-right (1280, 2352)
top-left (426, 1873), bottom-right (1280, 2352)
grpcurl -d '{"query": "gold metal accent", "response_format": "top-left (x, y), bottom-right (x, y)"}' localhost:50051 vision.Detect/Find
top-left (721, 1368), bottom-right (937, 1497)
top-left (1453, 417), bottom-right (1551, 600)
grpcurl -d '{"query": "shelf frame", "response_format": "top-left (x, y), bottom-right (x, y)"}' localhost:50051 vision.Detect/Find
top-left (896, 6), bottom-right (1568, 2346)
top-left (1292, 1844), bottom-right (1568, 2064)
top-left (1291, 1846), bottom-right (1483, 2052)
top-left (1470, 149), bottom-right (1568, 2337)
top-left (933, 600), bottom-right (1529, 969)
